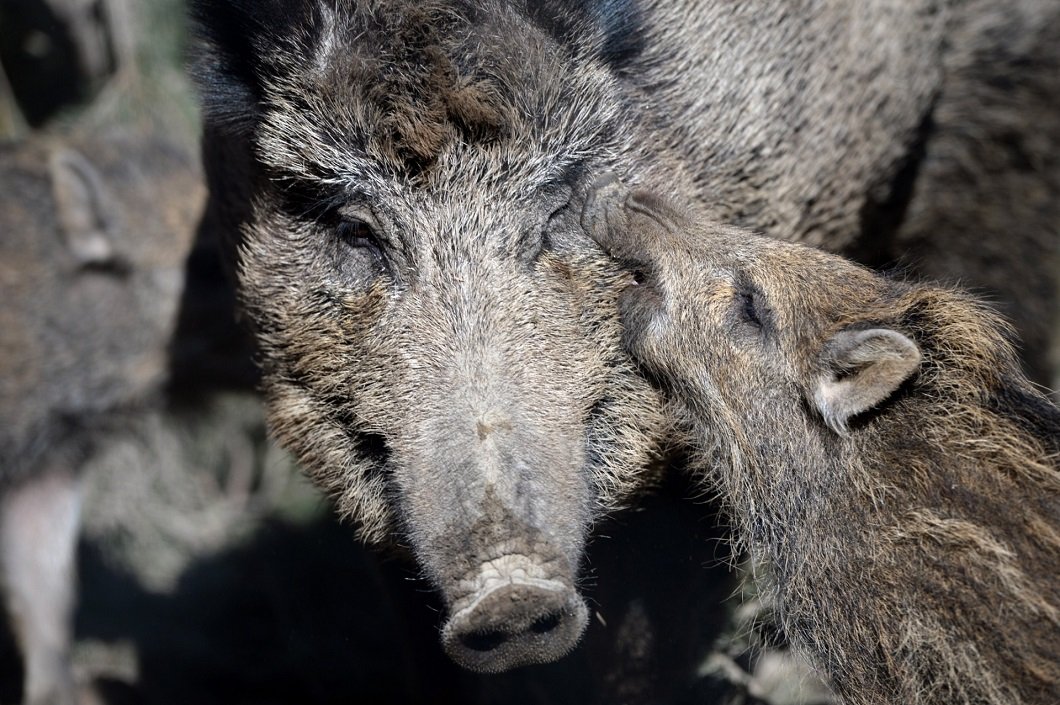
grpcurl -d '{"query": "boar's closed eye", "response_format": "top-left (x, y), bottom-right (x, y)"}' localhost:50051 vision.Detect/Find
top-left (531, 201), bottom-right (568, 262)
top-left (527, 182), bottom-right (576, 263)
top-left (337, 218), bottom-right (385, 264)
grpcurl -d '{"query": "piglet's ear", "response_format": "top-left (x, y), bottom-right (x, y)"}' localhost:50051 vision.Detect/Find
top-left (813, 328), bottom-right (921, 434)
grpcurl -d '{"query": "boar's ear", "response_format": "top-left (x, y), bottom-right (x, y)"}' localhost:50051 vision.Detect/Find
top-left (189, 0), bottom-right (328, 133)
top-left (812, 328), bottom-right (921, 434)
top-left (48, 148), bottom-right (117, 267)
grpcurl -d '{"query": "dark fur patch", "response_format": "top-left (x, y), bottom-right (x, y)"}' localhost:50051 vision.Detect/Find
top-left (351, 3), bottom-right (507, 172)
top-left (522, 0), bottom-right (645, 68)
top-left (595, 0), bottom-right (646, 69)
top-left (189, 0), bottom-right (325, 128)
top-left (193, 0), bottom-right (514, 174)
top-left (988, 380), bottom-right (1060, 456)
top-left (851, 111), bottom-right (934, 269)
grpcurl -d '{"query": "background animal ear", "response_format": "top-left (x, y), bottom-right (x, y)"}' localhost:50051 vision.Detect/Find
top-left (813, 328), bottom-right (921, 434)
top-left (48, 148), bottom-right (116, 267)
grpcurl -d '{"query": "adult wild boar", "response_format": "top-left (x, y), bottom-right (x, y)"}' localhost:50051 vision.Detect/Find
top-left (584, 186), bottom-right (1060, 705)
top-left (191, 0), bottom-right (1059, 673)
top-left (0, 133), bottom-right (199, 705)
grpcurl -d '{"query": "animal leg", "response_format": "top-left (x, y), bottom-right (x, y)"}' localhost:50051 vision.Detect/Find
top-left (0, 468), bottom-right (82, 705)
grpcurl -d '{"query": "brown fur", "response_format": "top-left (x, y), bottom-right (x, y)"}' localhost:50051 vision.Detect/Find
top-left (587, 187), bottom-right (1060, 705)
top-left (300, 2), bottom-right (512, 175)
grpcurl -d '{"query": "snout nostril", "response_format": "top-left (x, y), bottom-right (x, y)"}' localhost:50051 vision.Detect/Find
top-left (443, 585), bottom-right (589, 672)
top-left (461, 629), bottom-right (508, 652)
top-left (530, 611), bottom-right (563, 634)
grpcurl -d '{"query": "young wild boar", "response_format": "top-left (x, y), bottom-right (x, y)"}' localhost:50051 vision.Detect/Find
top-left (584, 186), bottom-right (1060, 705)
top-left (191, 0), bottom-right (1059, 674)
top-left (0, 133), bottom-right (200, 705)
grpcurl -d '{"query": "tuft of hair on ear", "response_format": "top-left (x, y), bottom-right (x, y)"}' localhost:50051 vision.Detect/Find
top-left (188, 0), bottom-right (327, 134)
top-left (813, 327), bottom-right (922, 435)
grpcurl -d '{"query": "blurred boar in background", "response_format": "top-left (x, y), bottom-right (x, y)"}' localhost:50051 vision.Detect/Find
top-left (0, 132), bottom-right (200, 705)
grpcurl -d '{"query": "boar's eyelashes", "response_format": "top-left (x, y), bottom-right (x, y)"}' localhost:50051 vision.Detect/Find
top-left (334, 217), bottom-right (387, 277)
top-left (524, 185), bottom-right (575, 264)
top-left (524, 209), bottom-right (560, 264)
top-left (337, 218), bottom-right (379, 255)
top-left (537, 200), bottom-right (573, 257)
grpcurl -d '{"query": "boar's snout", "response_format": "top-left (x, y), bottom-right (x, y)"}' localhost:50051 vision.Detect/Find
top-left (441, 555), bottom-right (588, 673)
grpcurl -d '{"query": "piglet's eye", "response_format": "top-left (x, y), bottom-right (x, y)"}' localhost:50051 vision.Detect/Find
top-left (735, 284), bottom-right (772, 333)
top-left (739, 290), bottom-right (762, 327)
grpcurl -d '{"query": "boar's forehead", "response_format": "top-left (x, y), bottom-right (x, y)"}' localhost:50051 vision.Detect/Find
top-left (252, 1), bottom-right (627, 197)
